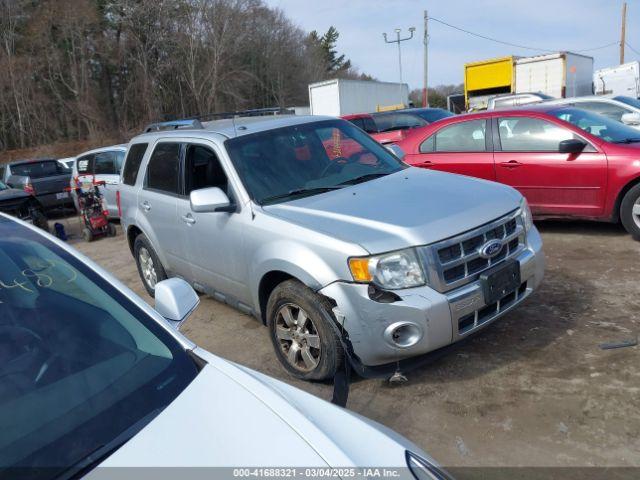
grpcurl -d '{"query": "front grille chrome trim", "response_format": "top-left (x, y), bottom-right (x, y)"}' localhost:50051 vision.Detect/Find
top-left (419, 210), bottom-right (524, 293)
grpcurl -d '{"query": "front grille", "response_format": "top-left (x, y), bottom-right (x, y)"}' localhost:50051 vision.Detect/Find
top-left (458, 281), bottom-right (528, 334)
top-left (419, 210), bottom-right (525, 293)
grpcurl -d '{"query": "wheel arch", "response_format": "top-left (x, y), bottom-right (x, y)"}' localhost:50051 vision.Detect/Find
top-left (127, 225), bottom-right (143, 254)
top-left (613, 176), bottom-right (640, 222)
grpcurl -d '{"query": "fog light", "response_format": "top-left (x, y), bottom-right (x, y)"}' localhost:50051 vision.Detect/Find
top-left (384, 322), bottom-right (422, 348)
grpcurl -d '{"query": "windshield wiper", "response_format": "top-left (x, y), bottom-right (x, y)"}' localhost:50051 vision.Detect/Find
top-left (613, 138), bottom-right (640, 144)
top-left (261, 186), bottom-right (344, 204)
top-left (337, 172), bottom-right (391, 186)
top-left (57, 408), bottom-right (163, 480)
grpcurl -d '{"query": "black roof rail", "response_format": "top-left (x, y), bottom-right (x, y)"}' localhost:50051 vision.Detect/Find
top-left (144, 119), bottom-right (204, 133)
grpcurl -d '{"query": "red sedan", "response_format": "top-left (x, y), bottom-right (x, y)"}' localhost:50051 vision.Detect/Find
top-left (395, 105), bottom-right (640, 238)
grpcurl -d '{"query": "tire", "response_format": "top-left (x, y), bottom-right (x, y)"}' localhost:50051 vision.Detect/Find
top-left (620, 183), bottom-right (640, 240)
top-left (31, 208), bottom-right (49, 233)
top-left (107, 223), bottom-right (117, 237)
top-left (82, 228), bottom-right (93, 243)
top-left (267, 279), bottom-right (344, 381)
top-left (133, 234), bottom-right (167, 297)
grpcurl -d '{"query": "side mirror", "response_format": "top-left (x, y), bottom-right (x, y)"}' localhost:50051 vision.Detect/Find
top-left (154, 278), bottom-right (200, 329)
top-left (621, 112), bottom-right (640, 126)
top-left (385, 144), bottom-right (406, 160)
top-left (190, 187), bottom-right (234, 213)
top-left (559, 139), bottom-right (587, 154)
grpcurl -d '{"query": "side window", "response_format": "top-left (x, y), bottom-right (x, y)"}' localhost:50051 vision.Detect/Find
top-left (363, 117), bottom-right (378, 133)
top-left (184, 145), bottom-right (229, 196)
top-left (420, 119), bottom-right (487, 153)
top-left (122, 143), bottom-right (149, 186)
top-left (577, 102), bottom-right (629, 122)
top-left (349, 118), bottom-right (365, 130)
top-left (0, 165), bottom-right (6, 180)
top-left (115, 151), bottom-right (125, 174)
top-left (146, 142), bottom-right (181, 194)
top-left (76, 155), bottom-right (94, 174)
top-left (498, 117), bottom-right (574, 152)
top-left (93, 152), bottom-right (116, 175)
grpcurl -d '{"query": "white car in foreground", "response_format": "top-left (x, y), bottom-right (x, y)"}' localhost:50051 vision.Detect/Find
top-left (0, 213), bottom-right (451, 480)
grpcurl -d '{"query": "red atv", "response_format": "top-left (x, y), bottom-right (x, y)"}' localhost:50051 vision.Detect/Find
top-left (69, 176), bottom-right (116, 242)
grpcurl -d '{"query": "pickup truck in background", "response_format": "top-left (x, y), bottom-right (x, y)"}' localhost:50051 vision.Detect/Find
top-left (0, 158), bottom-right (73, 211)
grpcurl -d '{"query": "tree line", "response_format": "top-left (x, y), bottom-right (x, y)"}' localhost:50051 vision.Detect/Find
top-left (0, 0), bottom-right (366, 151)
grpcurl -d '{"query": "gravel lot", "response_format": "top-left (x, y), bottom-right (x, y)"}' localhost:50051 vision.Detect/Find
top-left (57, 214), bottom-right (640, 470)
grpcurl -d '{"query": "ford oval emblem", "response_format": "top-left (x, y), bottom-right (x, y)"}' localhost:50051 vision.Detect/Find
top-left (479, 239), bottom-right (504, 259)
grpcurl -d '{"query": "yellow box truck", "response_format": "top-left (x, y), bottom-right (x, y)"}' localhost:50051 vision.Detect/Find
top-left (464, 56), bottom-right (517, 111)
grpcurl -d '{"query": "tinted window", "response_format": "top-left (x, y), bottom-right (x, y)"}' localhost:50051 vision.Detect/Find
top-left (575, 102), bottom-right (630, 122)
top-left (10, 161), bottom-right (65, 179)
top-left (184, 145), bottom-right (228, 195)
top-left (421, 119), bottom-right (487, 153)
top-left (551, 107), bottom-right (640, 144)
top-left (76, 155), bottom-right (94, 174)
top-left (362, 117), bottom-right (378, 133)
top-left (226, 120), bottom-right (405, 205)
top-left (410, 108), bottom-right (454, 123)
top-left (373, 113), bottom-right (427, 132)
top-left (498, 117), bottom-right (574, 151)
top-left (0, 219), bottom-right (197, 475)
top-left (349, 118), bottom-right (365, 130)
top-left (94, 152), bottom-right (117, 175)
top-left (0, 165), bottom-right (6, 180)
top-left (122, 143), bottom-right (148, 186)
top-left (146, 143), bottom-right (181, 194)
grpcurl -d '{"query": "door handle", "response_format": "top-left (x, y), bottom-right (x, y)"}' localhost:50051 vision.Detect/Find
top-left (420, 160), bottom-right (434, 168)
top-left (141, 201), bottom-right (151, 212)
top-left (499, 160), bottom-right (522, 169)
top-left (181, 214), bottom-right (196, 225)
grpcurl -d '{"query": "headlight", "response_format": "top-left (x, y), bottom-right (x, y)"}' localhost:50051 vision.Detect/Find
top-left (406, 451), bottom-right (454, 480)
top-left (348, 248), bottom-right (426, 290)
top-left (520, 198), bottom-right (533, 233)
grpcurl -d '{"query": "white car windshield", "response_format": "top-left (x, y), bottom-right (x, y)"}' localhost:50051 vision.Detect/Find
top-left (0, 218), bottom-right (199, 478)
top-left (225, 119), bottom-right (406, 205)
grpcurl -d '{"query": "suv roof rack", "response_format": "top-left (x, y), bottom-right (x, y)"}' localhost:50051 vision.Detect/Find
top-left (144, 119), bottom-right (204, 133)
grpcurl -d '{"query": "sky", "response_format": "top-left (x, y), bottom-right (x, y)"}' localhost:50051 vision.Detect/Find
top-left (263, 0), bottom-right (640, 90)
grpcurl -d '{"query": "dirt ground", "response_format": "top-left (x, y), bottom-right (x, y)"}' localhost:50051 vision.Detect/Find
top-left (56, 213), bottom-right (639, 469)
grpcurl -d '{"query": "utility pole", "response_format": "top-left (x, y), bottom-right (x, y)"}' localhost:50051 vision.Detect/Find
top-left (620, 2), bottom-right (627, 64)
top-left (423, 11), bottom-right (429, 107)
top-left (383, 27), bottom-right (416, 106)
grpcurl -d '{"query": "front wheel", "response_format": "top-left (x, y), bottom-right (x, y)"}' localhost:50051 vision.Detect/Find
top-left (134, 234), bottom-right (167, 297)
top-left (620, 184), bottom-right (640, 240)
top-left (267, 280), bottom-right (344, 381)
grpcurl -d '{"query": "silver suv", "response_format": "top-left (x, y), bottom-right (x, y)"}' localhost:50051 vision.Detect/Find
top-left (119, 116), bottom-right (545, 381)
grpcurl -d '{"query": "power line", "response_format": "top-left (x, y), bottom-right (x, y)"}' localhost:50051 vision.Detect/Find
top-left (429, 16), bottom-right (618, 54)
top-left (626, 42), bottom-right (640, 56)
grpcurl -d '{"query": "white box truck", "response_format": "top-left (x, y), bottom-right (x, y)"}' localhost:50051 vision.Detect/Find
top-left (308, 79), bottom-right (409, 116)
top-left (594, 62), bottom-right (640, 98)
top-left (515, 52), bottom-right (593, 98)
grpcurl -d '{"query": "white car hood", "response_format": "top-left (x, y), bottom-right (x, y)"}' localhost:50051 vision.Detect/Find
top-left (97, 349), bottom-right (421, 469)
top-left (264, 167), bottom-right (522, 253)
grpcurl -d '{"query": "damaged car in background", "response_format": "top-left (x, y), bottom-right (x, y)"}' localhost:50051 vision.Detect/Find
top-left (0, 180), bottom-right (49, 231)
top-left (119, 115), bottom-right (545, 382)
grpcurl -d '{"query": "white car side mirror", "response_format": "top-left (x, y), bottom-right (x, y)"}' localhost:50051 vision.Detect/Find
top-left (190, 187), bottom-right (235, 213)
top-left (621, 112), bottom-right (640, 126)
top-left (155, 278), bottom-right (199, 329)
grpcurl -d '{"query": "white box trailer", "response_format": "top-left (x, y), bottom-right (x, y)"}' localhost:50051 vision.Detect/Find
top-left (308, 79), bottom-right (409, 117)
top-left (594, 62), bottom-right (640, 98)
top-left (515, 52), bottom-right (593, 98)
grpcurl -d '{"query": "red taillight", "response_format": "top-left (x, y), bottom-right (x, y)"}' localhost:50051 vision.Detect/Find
top-left (24, 182), bottom-right (35, 195)
top-left (116, 190), bottom-right (122, 218)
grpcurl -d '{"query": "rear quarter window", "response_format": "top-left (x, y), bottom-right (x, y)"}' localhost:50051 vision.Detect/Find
top-left (122, 143), bottom-right (149, 186)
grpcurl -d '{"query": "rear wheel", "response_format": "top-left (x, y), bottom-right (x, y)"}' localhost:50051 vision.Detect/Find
top-left (31, 207), bottom-right (49, 233)
top-left (82, 228), bottom-right (93, 243)
top-left (107, 223), bottom-right (117, 237)
top-left (134, 235), bottom-right (167, 297)
top-left (267, 280), bottom-right (344, 381)
top-left (620, 183), bottom-right (640, 240)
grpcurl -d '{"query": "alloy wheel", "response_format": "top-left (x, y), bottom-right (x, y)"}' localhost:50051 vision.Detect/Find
top-left (138, 247), bottom-right (157, 289)
top-left (274, 303), bottom-right (321, 372)
top-left (633, 198), bottom-right (640, 229)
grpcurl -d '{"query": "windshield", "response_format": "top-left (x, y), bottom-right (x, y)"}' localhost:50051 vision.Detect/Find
top-left (372, 112), bottom-right (427, 132)
top-left (614, 96), bottom-right (640, 109)
top-left (409, 108), bottom-right (454, 123)
top-left (0, 219), bottom-right (198, 477)
top-left (225, 119), bottom-right (406, 205)
top-left (549, 107), bottom-right (640, 143)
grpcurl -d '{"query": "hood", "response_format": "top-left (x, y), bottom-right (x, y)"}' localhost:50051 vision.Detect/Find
top-left (0, 188), bottom-right (29, 202)
top-left (263, 167), bottom-right (522, 253)
top-left (100, 349), bottom-right (417, 469)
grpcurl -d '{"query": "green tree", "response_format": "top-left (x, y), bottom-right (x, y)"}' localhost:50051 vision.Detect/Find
top-left (308, 26), bottom-right (351, 75)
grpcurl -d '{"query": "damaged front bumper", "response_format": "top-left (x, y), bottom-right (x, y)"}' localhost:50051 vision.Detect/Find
top-left (319, 226), bottom-right (545, 372)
